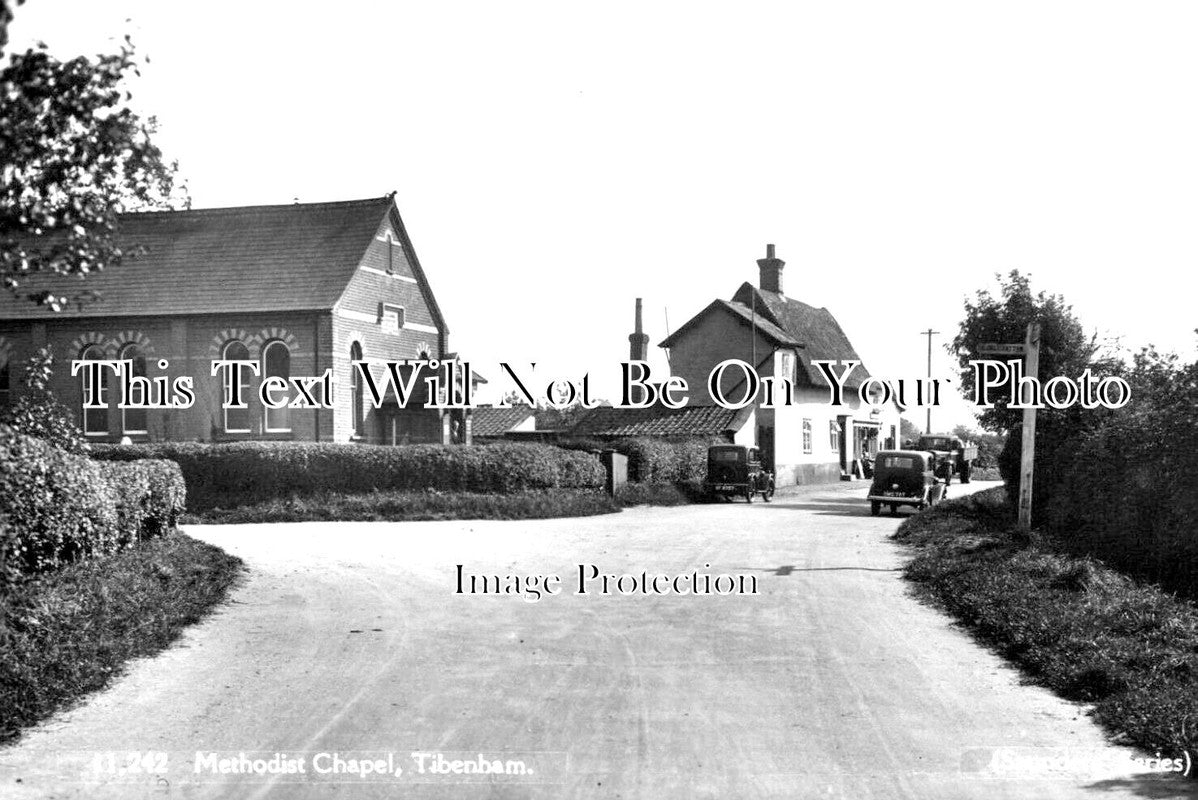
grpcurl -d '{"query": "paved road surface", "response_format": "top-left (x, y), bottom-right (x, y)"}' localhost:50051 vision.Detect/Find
top-left (2, 481), bottom-right (1193, 799)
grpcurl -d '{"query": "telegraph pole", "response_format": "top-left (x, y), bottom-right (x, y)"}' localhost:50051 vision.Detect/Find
top-left (921, 328), bottom-right (939, 434)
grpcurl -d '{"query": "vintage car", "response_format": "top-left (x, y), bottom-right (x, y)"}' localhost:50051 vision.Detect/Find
top-left (914, 434), bottom-right (978, 484)
top-left (705, 444), bottom-right (775, 502)
top-left (867, 450), bottom-right (947, 515)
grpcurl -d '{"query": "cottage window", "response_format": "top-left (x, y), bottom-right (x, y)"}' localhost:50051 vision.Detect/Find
top-left (80, 344), bottom-right (109, 436)
top-left (802, 418), bottom-right (812, 454)
top-left (262, 340), bottom-right (291, 432)
top-left (222, 340), bottom-right (252, 433)
top-left (350, 341), bottom-right (365, 437)
top-left (380, 304), bottom-right (404, 332)
top-left (120, 343), bottom-right (149, 434)
top-left (829, 420), bottom-right (840, 451)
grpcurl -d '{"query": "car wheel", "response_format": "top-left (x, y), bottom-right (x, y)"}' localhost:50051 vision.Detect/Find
top-left (871, 501), bottom-right (880, 516)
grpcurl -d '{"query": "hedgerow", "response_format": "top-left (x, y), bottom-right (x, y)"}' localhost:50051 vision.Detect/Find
top-left (92, 441), bottom-right (605, 510)
top-left (0, 425), bottom-right (117, 583)
top-left (0, 426), bottom-right (186, 589)
top-left (610, 438), bottom-right (712, 484)
top-left (96, 460), bottom-right (187, 546)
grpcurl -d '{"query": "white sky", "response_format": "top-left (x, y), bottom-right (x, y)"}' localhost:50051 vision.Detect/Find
top-left (8, 1), bottom-right (1198, 429)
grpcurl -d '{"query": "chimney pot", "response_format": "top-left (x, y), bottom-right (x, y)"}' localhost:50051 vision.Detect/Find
top-left (628, 297), bottom-right (649, 361)
top-left (756, 245), bottom-right (785, 294)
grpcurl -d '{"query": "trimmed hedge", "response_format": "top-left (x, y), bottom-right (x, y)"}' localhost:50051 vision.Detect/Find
top-left (0, 426), bottom-right (186, 588)
top-left (92, 441), bottom-right (605, 510)
top-left (611, 438), bottom-right (713, 484)
top-left (1, 426), bottom-right (117, 583)
top-left (96, 460), bottom-right (187, 545)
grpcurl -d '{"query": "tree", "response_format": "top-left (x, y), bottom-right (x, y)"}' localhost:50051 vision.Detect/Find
top-left (899, 417), bottom-right (922, 446)
top-left (0, 1), bottom-right (21, 53)
top-left (951, 270), bottom-right (1103, 433)
top-left (951, 271), bottom-right (1117, 504)
top-left (1, 15), bottom-right (186, 309)
top-left (949, 424), bottom-right (1003, 468)
top-left (0, 346), bottom-right (89, 453)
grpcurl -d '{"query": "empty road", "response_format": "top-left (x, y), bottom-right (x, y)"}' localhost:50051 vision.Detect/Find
top-left (2, 481), bottom-right (1192, 799)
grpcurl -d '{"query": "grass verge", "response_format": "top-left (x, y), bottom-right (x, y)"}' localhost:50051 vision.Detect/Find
top-left (185, 488), bottom-right (622, 524)
top-left (0, 533), bottom-right (243, 745)
top-left (892, 487), bottom-right (1198, 766)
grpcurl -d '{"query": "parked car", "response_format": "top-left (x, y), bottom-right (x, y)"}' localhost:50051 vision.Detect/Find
top-left (915, 434), bottom-right (977, 484)
top-left (705, 444), bottom-right (775, 502)
top-left (867, 450), bottom-right (947, 515)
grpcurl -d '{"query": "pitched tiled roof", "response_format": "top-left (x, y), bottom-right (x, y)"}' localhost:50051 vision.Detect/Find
top-left (569, 404), bottom-right (753, 438)
top-left (0, 197), bottom-right (395, 319)
top-left (658, 281), bottom-right (872, 390)
top-left (658, 298), bottom-right (798, 351)
top-left (733, 283), bottom-right (872, 388)
top-left (471, 406), bottom-right (535, 436)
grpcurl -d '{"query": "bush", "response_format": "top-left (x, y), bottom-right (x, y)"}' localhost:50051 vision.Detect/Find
top-left (0, 390), bottom-right (90, 455)
top-left (1035, 349), bottom-right (1198, 600)
top-left (96, 460), bottom-right (187, 547)
top-left (92, 441), bottom-right (604, 510)
top-left (0, 427), bottom-right (186, 589)
top-left (98, 462), bottom-right (151, 550)
top-left (141, 459), bottom-right (187, 538)
top-left (610, 437), bottom-right (713, 484)
top-left (554, 448), bottom-right (608, 489)
top-left (187, 488), bottom-right (619, 524)
top-left (0, 348), bottom-right (90, 456)
top-left (0, 425), bottom-right (117, 584)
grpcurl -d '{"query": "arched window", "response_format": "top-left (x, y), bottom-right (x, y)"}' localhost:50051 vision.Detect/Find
top-left (222, 340), bottom-right (252, 433)
top-left (262, 340), bottom-right (290, 432)
top-left (80, 344), bottom-right (109, 435)
top-left (120, 343), bottom-right (148, 434)
top-left (350, 341), bottom-right (365, 437)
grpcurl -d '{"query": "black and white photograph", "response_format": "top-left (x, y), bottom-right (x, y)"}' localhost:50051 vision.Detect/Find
top-left (1, 2), bottom-right (1196, 798)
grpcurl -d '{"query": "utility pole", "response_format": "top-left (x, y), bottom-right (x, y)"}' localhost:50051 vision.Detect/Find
top-left (921, 328), bottom-right (939, 434)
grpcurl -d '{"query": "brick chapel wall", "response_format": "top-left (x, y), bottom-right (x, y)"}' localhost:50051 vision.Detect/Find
top-left (330, 224), bottom-right (447, 444)
top-left (0, 311), bottom-right (333, 443)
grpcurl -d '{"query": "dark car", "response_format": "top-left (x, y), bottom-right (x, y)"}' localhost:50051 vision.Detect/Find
top-left (705, 445), bottom-right (775, 502)
top-left (867, 450), bottom-right (946, 515)
top-left (914, 435), bottom-right (977, 484)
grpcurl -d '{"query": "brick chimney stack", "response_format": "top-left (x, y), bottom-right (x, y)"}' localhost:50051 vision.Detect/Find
top-left (757, 243), bottom-right (785, 295)
top-left (628, 298), bottom-right (649, 361)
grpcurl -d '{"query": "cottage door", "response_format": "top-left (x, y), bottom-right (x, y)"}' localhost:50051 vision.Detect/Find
top-left (757, 424), bottom-right (776, 473)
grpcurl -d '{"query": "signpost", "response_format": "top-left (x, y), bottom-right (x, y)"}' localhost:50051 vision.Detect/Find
top-left (978, 342), bottom-right (1026, 356)
top-left (978, 326), bottom-right (1040, 532)
top-left (1016, 323), bottom-right (1041, 532)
